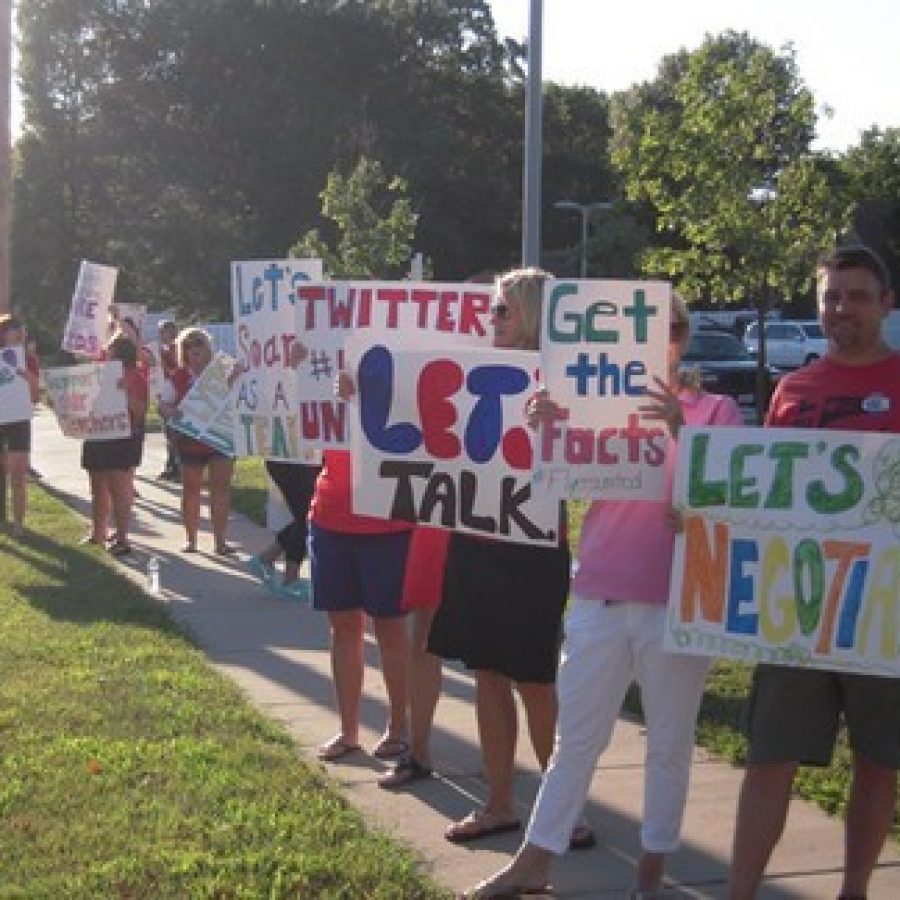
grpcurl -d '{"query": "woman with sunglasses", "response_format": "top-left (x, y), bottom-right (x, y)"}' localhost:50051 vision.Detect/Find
top-left (464, 294), bottom-right (743, 898)
top-left (0, 315), bottom-right (40, 537)
top-left (159, 328), bottom-right (236, 555)
top-left (426, 268), bottom-right (582, 845)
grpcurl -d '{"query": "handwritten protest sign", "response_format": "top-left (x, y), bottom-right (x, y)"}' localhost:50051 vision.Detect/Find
top-left (0, 347), bottom-right (33, 425)
top-left (110, 302), bottom-right (147, 340)
top-left (43, 361), bottom-right (129, 440)
top-left (232, 268), bottom-right (493, 458)
top-left (61, 261), bottom-right (118, 357)
top-left (534, 279), bottom-right (671, 500)
top-left (666, 427), bottom-right (900, 678)
top-left (170, 352), bottom-right (236, 457)
top-left (350, 339), bottom-right (559, 546)
top-left (231, 259), bottom-right (323, 461)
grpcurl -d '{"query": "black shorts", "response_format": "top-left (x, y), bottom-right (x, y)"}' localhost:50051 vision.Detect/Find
top-left (81, 435), bottom-right (143, 472)
top-left (427, 534), bottom-right (570, 684)
top-left (0, 419), bottom-right (31, 453)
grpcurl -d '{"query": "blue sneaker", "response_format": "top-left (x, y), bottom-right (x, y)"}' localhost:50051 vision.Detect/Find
top-left (271, 578), bottom-right (311, 603)
top-left (248, 555), bottom-right (275, 586)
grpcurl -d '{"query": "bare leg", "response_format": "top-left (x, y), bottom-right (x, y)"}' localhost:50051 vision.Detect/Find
top-left (728, 762), bottom-right (797, 900)
top-left (637, 852), bottom-right (665, 893)
top-left (476, 669), bottom-right (518, 818)
top-left (180, 466), bottom-right (203, 550)
top-left (326, 610), bottom-right (365, 746)
top-left (409, 608), bottom-right (441, 767)
top-left (209, 458), bottom-right (234, 550)
top-left (516, 680), bottom-right (558, 771)
top-left (7, 451), bottom-right (28, 535)
top-left (371, 614), bottom-right (410, 742)
top-left (108, 468), bottom-right (133, 543)
top-left (841, 753), bottom-right (897, 897)
top-left (89, 470), bottom-right (111, 542)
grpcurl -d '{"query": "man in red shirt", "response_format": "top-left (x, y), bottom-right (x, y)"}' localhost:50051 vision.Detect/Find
top-left (729, 245), bottom-right (900, 900)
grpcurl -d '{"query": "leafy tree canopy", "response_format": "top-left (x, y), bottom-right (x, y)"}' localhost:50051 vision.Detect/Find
top-left (290, 157), bottom-right (418, 279)
top-left (611, 30), bottom-right (849, 308)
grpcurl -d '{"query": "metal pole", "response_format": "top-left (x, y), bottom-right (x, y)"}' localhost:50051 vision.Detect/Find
top-left (579, 207), bottom-right (588, 278)
top-left (0, 0), bottom-right (11, 315)
top-left (522, 0), bottom-right (543, 267)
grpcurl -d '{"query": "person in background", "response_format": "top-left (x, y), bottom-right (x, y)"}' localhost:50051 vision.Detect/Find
top-left (24, 330), bottom-right (43, 481)
top-left (728, 245), bottom-right (900, 900)
top-left (426, 268), bottom-right (583, 846)
top-left (156, 319), bottom-right (181, 481)
top-left (0, 315), bottom-right (39, 537)
top-left (465, 292), bottom-right (743, 898)
top-left (80, 335), bottom-right (148, 556)
top-left (159, 327), bottom-right (236, 555)
top-left (248, 458), bottom-right (321, 600)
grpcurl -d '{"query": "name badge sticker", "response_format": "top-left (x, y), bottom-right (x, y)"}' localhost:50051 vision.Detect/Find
top-left (862, 393), bottom-right (891, 414)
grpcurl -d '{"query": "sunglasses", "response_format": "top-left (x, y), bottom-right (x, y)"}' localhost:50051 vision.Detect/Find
top-left (490, 303), bottom-right (511, 321)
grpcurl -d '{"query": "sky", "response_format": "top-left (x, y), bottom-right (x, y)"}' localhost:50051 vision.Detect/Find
top-left (488, 0), bottom-right (899, 153)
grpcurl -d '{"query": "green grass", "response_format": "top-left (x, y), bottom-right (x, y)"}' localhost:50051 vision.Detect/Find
top-left (230, 459), bottom-right (899, 837)
top-left (0, 486), bottom-right (448, 899)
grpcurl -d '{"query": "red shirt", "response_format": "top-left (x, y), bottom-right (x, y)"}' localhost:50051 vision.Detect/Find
top-left (310, 450), bottom-right (413, 535)
top-left (766, 353), bottom-right (900, 433)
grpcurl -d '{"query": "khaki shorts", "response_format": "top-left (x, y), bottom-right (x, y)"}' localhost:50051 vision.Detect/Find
top-left (744, 664), bottom-right (900, 768)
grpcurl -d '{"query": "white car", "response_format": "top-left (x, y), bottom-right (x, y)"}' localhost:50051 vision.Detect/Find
top-left (744, 320), bottom-right (828, 369)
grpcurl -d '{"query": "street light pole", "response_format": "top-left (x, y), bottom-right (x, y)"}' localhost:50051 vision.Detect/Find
top-left (0, 0), bottom-right (11, 315)
top-left (522, 0), bottom-right (543, 267)
top-left (553, 200), bottom-right (612, 278)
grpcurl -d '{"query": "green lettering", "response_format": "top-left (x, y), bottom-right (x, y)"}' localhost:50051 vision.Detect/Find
top-left (729, 444), bottom-right (763, 508)
top-left (794, 539), bottom-right (824, 636)
top-left (807, 444), bottom-right (864, 514)
top-left (687, 433), bottom-right (728, 507)
top-left (547, 283), bottom-right (581, 343)
top-left (765, 442), bottom-right (809, 509)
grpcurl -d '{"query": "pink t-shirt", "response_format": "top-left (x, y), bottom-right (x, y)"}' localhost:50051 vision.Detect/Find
top-left (571, 391), bottom-right (744, 605)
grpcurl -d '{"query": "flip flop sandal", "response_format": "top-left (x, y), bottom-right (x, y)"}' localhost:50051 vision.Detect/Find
top-left (108, 540), bottom-right (132, 557)
top-left (215, 543), bottom-right (238, 556)
top-left (569, 822), bottom-right (597, 850)
top-left (444, 810), bottom-right (521, 843)
top-left (371, 736), bottom-right (409, 760)
top-left (377, 757), bottom-right (433, 789)
top-left (316, 736), bottom-right (362, 762)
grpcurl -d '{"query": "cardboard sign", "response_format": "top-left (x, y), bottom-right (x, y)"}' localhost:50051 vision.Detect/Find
top-left (0, 347), bottom-right (33, 425)
top-left (43, 361), bottom-right (130, 440)
top-left (170, 352), bottom-right (237, 457)
top-left (535, 279), bottom-right (671, 500)
top-left (231, 269), bottom-right (493, 458)
top-left (61, 261), bottom-right (118, 357)
top-left (666, 426), bottom-right (900, 678)
top-left (350, 339), bottom-right (559, 546)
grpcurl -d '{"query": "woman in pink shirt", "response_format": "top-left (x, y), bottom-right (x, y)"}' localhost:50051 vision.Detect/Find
top-left (465, 294), bottom-right (743, 898)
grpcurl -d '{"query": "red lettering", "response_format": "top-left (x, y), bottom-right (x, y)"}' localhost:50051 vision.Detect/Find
top-left (418, 360), bottom-right (462, 459)
top-left (460, 291), bottom-right (490, 337)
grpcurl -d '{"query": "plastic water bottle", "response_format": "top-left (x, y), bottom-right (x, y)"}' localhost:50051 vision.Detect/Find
top-left (146, 556), bottom-right (160, 595)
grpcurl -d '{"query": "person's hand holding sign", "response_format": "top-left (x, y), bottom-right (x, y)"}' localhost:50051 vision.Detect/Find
top-left (638, 376), bottom-right (685, 440)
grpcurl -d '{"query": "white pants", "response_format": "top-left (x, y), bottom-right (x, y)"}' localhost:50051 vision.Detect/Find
top-left (526, 597), bottom-right (710, 855)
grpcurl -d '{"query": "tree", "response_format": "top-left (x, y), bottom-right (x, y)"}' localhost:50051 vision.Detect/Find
top-left (612, 31), bottom-right (849, 304)
top-left (611, 31), bottom-right (850, 417)
top-left (289, 157), bottom-right (418, 280)
top-left (841, 127), bottom-right (900, 291)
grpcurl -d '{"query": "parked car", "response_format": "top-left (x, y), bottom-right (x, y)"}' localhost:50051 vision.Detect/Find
top-left (744, 320), bottom-right (828, 369)
top-left (680, 330), bottom-right (774, 416)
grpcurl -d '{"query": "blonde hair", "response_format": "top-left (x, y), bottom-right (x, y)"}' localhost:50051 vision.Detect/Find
top-left (175, 327), bottom-right (212, 368)
top-left (496, 267), bottom-right (549, 351)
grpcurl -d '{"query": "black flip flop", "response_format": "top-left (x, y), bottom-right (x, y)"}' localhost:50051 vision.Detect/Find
top-left (378, 757), bottom-right (433, 789)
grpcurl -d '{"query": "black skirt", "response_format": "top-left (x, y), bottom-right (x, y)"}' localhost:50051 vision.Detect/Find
top-left (427, 533), bottom-right (570, 684)
top-left (81, 434), bottom-right (143, 471)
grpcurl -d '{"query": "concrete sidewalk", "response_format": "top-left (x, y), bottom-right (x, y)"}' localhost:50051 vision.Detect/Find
top-left (30, 409), bottom-right (900, 899)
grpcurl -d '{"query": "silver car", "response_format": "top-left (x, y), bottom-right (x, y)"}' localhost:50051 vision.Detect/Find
top-left (744, 320), bottom-right (828, 369)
